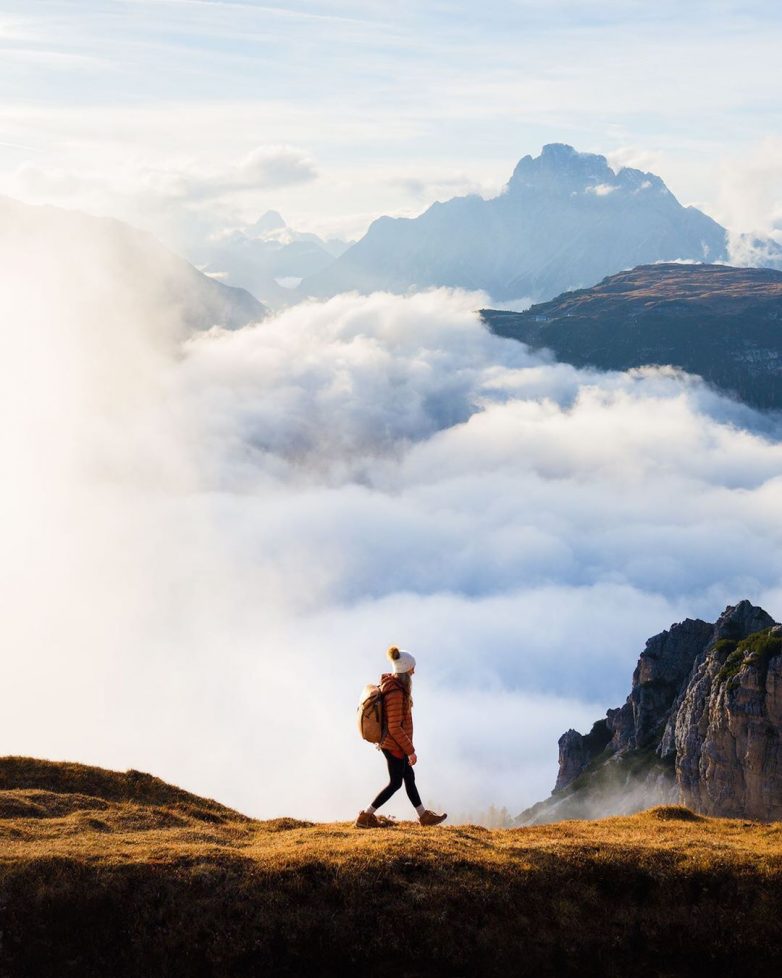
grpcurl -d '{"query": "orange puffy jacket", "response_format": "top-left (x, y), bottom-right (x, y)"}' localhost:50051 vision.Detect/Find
top-left (379, 672), bottom-right (414, 759)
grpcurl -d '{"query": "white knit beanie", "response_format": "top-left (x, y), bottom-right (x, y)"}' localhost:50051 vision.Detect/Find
top-left (387, 646), bottom-right (416, 674)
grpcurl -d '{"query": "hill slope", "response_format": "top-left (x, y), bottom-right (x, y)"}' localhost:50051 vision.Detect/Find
top-left (0, 196), bottom-right (267, 331)
top-left (301, 144), bottom-right (731, 303)
top-left (483, 263), bottom-right (782, 410)
top-left (2, 757), bottom-right (782, 977)
top-left (0, 756), bottom-right (246, 821)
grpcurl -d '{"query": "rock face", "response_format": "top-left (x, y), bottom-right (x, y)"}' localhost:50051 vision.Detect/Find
top-left (554, 722), bottom-right (612, 791)
top-left (300, 143), bottom-right (731, 304)
top-left (483, 263), bottom-right (782, 411)
top-left (519, 600), bottom-right (781, 824)
top-left (665, 617), bottom-right (782, 819)
top-left (606, 616), bottom-right (715, 754)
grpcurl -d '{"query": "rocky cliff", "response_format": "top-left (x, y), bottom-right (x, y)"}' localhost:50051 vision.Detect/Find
top-left (519, 600), bottom-right (782, 824)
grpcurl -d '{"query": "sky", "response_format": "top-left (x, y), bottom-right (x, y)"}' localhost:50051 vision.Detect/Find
top-left (1, 0), bottom-right (781, 248)
top-left (2, 1), bottom-right (782, 824)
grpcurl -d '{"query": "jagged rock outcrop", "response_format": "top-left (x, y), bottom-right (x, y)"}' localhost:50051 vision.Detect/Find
top-left (606, 616), bottom-right (715, 753)
top-left (666, 620), bottom-right (782, 819)
top-left (554, 722), bottom-right (612, 791)
top-left (519, 600), bottom-right (781, 824)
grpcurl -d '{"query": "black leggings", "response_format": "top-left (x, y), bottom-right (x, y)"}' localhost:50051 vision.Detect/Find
top-left (371, 748), bottom-right (422, 809)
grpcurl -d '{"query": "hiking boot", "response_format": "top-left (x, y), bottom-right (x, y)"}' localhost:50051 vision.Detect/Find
top-left (355, 810), bottom-right (381, 829)
top-left (419, 809), bottom-right (448, 826)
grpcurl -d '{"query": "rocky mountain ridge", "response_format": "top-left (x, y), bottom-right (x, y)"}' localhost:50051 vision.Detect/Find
top-left (299, 144), bottom-right (779, 304)
top-left (520, 600), bottom-right (782, 824)
top-left (483, 263), bottom-right (782, 410)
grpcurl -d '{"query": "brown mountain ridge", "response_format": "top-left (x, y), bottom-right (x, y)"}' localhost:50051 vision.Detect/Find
top-left (482, 263), bottom-right (782, 410)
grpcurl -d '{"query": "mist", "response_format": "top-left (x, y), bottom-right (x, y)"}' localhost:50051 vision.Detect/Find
top-left (2, 206), bottom-right (782, 822)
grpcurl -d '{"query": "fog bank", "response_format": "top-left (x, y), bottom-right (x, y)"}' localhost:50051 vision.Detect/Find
top-left (2, 214), bottom-right (781, 820)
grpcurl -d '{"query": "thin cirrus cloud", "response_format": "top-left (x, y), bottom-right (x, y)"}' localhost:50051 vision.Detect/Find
top-left (2, 206), bottom-right (781, 821)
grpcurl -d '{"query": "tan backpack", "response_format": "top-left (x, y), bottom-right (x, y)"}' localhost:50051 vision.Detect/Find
top-left (357, 683), bottom-right (386, 743)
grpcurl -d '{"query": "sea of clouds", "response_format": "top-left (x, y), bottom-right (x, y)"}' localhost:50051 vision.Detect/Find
top-left (2, 203), bottom-right (782, 822)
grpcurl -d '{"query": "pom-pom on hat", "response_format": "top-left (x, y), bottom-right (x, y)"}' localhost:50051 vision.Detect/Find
top-left (387, 646), bottom-right (416, 674)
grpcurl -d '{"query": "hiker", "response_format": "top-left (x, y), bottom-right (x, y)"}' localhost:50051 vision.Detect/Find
top-left (355, 646), bottom-right (447, 828)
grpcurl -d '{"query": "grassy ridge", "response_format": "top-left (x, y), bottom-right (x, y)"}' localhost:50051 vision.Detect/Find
top-left (2, 758), bottom-right (782, 977)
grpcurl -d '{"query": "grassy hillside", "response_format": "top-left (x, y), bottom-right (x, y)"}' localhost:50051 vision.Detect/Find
top-left (2, 758), bottom-right (782, 977)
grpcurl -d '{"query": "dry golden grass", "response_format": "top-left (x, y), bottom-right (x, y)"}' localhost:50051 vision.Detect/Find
top-left (4, 797), bottom-right (782, 875)
top-left (2, 757), bottom-right (782, 978)
top-left (521, 264), bottom-right (782, 323)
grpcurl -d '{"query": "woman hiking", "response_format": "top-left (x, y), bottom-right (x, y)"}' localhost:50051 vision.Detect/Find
top-left (355, 646), bottom-right (447, 828)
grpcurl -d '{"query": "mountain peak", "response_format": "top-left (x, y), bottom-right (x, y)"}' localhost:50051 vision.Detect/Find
top-left (541, 142), bottom-right (592, 160)
top-left (300, 145), bottom-right (732, 304)
top-left (253, 210), bottom-right (286, 233)
top-left (506, 143), bottom-right (671, 198)
top-left (508, 144), bottom-right (614, 193)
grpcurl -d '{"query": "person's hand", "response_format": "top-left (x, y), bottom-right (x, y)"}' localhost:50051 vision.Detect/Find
top-left (408, 753), bottom-right (417, 766)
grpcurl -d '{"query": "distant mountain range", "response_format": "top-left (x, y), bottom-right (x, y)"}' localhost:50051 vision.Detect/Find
top-left (0, 196), bottom-right (266, 331)
top-left (482, 263), bottom-right (782, 410)
top-left (299, 144), bottom-right (782, 305)
top-left (192, 211), bottom-right (350, 309)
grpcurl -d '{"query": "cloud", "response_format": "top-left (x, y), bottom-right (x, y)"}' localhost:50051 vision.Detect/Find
top-left (142, 144), bottom-right (318, 202)
top-left (586, 183), bottom-right (618, 196)
top-left (727, 233), bottom-right (782, 269)
top-left (235, 144), bottom-right (318, 189)
top-left (6, 145), bottom-right (320, 267)
top-left (2, 211), bottom-right (782, 823)
top-left (12, 144), bottom-right (317, 211)
top-left (12, 163), bottom-right (89, 197)
top-left (389, 170), bottom-right (501, 203)
top-left (605, 146), bottom-right (665, 176)
top-left (716, 138), bottom-right (782, 236)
